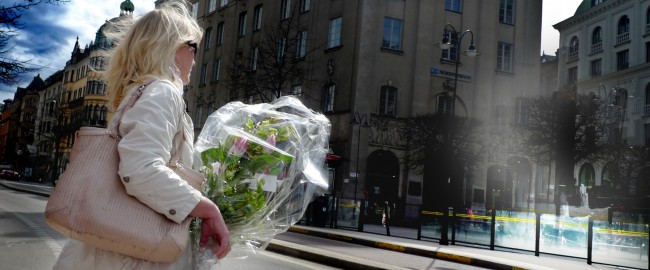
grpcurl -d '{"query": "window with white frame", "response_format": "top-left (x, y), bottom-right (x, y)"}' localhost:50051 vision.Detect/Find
top-left (216, 22), bottom-right (224, 45)
top-left (499, 0), bottom-right (515, 25)
top-left (250, 47), bottom-right (258, 71)
top-left (441, 30), bottom-right (458, 61)
top-left (514, 97), bottom-right (529, 125)
top-left (379, 85), bottom-right (397, 116)
top-left (300, 0), bottom-right (310, 12)
top-left (497, 42), bottom-right (513, 72)
top-left (445, 0), bottom-right (462, 12)
top-left (212, 59), bottom-right (220, 81)
top-left (253, 5), bottom-right (263, 31)
top-left (281, 0), bottom-right (291, 20)
top-left (328, 17), bottom-right (342, 48)
top-left (297, 31), bottom-right (307, 58)
top-left (194, 105), bottom-right (203, 127)
top-left (209, 0), bottom-right (217, 13)
top-left (238, 12), bottom-right (247, 37)
top-left (323, 84), bottom-right (335, 112)
top-left (382, 17), bottom-right (403, 51)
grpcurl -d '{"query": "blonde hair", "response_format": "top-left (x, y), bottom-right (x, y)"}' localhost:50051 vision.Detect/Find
top-left (103, 0), bottom-right (202, 109)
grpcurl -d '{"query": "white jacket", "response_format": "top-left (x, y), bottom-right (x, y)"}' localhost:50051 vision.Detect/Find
top-left (53, 80), bottom-right (201, 270)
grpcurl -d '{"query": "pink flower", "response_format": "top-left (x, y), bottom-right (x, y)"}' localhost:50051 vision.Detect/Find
top-left (228, 138), bottom-right (248, 156)
top-left (263, 134), bottom-right (276, 154)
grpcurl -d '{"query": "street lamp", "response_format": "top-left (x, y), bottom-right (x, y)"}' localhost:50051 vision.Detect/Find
top-left (439, 23), bottom-right (478, 116)
top-left (350, 111), bottom-right (369, 219)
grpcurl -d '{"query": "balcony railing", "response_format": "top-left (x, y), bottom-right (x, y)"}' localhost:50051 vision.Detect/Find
top-left (590, 42), bottom-right (603, 54)
top-left (616, 32), bottom-right (630, 45)
top-left (568, 50), bottom-right (579, 62)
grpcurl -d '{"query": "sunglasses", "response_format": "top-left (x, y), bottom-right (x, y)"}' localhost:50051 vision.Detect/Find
top-left (185, 41), bottom-right (198, 53)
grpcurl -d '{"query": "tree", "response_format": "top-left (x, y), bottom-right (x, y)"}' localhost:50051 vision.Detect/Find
top-left (0, 0), bottom-right (69, 85)
top-left (224, 8), bottom-right (319, 103)
top-left (515, 91), bottom-right (616, 211)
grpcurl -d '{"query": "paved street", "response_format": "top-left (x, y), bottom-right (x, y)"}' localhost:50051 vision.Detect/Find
top-left (0, 181), bottom-right (490, 270)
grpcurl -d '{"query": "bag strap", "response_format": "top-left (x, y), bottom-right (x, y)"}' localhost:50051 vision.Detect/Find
top-left (107, 83), bottom-right (150, 138)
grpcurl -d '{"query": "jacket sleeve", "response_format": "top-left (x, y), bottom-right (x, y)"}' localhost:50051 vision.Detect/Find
top-left (117, 80), bottom-right (201, 224)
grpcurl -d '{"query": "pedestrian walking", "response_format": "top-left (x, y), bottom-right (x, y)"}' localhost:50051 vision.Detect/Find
top-left (52, 1), bottom-right (230, 269)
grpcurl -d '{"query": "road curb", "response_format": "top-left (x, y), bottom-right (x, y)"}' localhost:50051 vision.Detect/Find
top-left (268, 239), bottom-right (409, 270)
top-left (288, 226), bottom-right (556, 270)
top-left (0, 181), bottom-right (51, 197)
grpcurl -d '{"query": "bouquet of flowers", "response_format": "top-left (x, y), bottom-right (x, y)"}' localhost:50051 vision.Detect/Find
top-left (191, 96), bottom-right (331, 268)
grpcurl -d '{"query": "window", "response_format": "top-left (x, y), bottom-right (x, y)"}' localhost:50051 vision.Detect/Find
top-left (514, 97), bottom-right (529, 125)
top-left (204, 27), bottom-right (212, 50)
top-left (499, 0), bottom-right (515, 25)
top-left (497, 42), bottom-right (513, 72)
top-left (253, 5), bottom-right (262, 31)
top-left (568, 36), bottom-right (578, 61)
top-left (445, 0), bottom-right (462, 12)
top-left (250, 47), bottom-right (258, 71)
top-left (568, 67), bottom-right (577, 86)
top-left (646, 124), bottom-right (650, 146)
top-left (281, 0), bottom-right (291, 20)
top-left (238, 12), bottom-right (247, 37)
top-left (382, 17), bottom-right (403, 51)
top-left (212, 59), bottom-right (220, 81)
top-left (300, 0), bottom-right (310, 12)
top-left (191, 2), bottom-right (198, 19)
top-left (379, 85), bottom-right (397, 116)
top-left (438, 96), bottom-right (454, 116)
top-left (323, 84), bottom-right (336, 112)
top-left (277, 38), bottom-right (287, 63)
top-left (646, 42), bottom-right (650, 63)
top-left (291, 85), bottom-right (302, 97)
top-left (591, 0), bottom-right (603, 5)
top-left (617, 16), bottom-right (630, 44)
top-left (590, 59), bottom-right (601, 77)
top-left (209, 0), bottom-right (216, 13)
top-left (578, 164), bottom-right (595, 187)
top-left (328, 17), bottom-right (342, 48)
top-left (194, 105), bottom-right (203, 127)
top-left (441, 30), bottom-right (458, 61)
top-left (200, 64), bottom-right (207, 84)
top-left (617, 50), bottom-right (629, 70)
top-left (220, 0), bottom-right (228, 8)
top-left (297, 31), bottom-right (307, 58)
top-left (216, 22), bottom-right (224, 45)
top-left (591, 27), bottom-right (602, 54)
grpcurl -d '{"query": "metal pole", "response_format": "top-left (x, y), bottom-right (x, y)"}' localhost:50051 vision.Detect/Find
top-left (535, 212), bottom-right (541, 256)
top-left (587, 216), bottom-right (594, 265)
top-left (451, 207), bottom-right (456, 245)
top-left (490, 210), bottom-right (496, 250)
top-left (353, 114), bottom-right (361, 218)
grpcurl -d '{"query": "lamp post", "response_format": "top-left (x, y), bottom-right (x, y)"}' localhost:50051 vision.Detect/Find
top-left (439, 23), bottom-right (478, 116)
top-left (350, 111), bottom-right (369, 219)
top-left (437, 23), bottom-right (478, 245)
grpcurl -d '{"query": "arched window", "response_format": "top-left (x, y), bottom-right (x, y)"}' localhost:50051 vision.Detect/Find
top-left (569, 36), bottom-right (579, 61)
top-left (592, 27), bottom-right (601, 45)
top-left (579, 163), bottom-right (595, 187)
top-left (379, 85), bottom-right (397, 116)
top-left (617, 15), bottom-right (630, 44)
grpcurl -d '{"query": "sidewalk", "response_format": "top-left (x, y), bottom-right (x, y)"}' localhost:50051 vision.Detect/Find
top-left (0, 180), bottom-right (637, 270)
top-left (270, 224), bottom-right (627, 270)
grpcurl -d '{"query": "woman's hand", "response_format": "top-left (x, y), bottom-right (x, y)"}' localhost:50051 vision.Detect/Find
top-left (190, 196), bottom-right (231, 259)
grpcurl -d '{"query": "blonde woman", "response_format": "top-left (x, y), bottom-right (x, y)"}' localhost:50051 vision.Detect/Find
top-left (53, 1), bottom-right (230, 269)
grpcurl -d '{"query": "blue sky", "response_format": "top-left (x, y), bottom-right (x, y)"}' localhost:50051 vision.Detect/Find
top-left (0, 0), bottom-right (581, 101)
